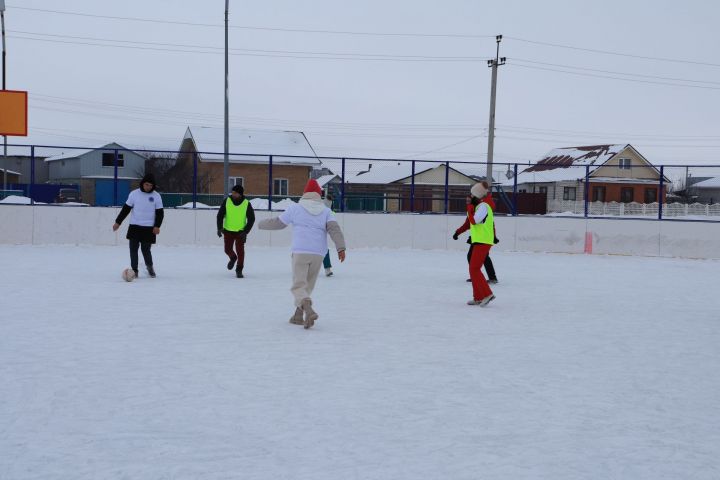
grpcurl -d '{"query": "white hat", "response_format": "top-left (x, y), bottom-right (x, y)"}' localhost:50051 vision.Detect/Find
top-left (470, 182), bottom-right (488, 199)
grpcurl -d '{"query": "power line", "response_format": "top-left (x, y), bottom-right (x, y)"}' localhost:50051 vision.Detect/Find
top-left (512, 58), bottom-right (720, 86)
top-left (506, 36), bottom-right (720, 68)
top-left (7, 5), bottom-right (492, 39)
top-left (507, 63), bottom-right (720, 90)
top-left (9, 33), bottom-right (485, 62)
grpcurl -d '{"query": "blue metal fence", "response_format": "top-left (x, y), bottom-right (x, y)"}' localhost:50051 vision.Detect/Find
top-left (2, 142), bottom-right (719, 222)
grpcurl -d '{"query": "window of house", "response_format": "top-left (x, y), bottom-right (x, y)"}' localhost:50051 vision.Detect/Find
top-left (563, 186), bottom-right (577, 201)
top-left (538, 186), bottom-right (547, 194)
top-left (621, 187), bottom-right (634, 203)
top-left (592, 186), bottom-right (606, 202)
top-left (519, 188), bottom-right (527, 193)
top-left (273, 178), bottom-right (288, 197)
top-left (618, 158), bottom-right (632, 170)
top-left (644, 188), bottom-right (658, 204)
top-left (228, 177), bottom-right (244, 189)
top-left (102, 152), bottom-right (125, 168)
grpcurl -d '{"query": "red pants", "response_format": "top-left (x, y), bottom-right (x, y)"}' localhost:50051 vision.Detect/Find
top-left (469, 243), bottom-right (493, 301)
top-left (223, 231), bottom-right (245, 269)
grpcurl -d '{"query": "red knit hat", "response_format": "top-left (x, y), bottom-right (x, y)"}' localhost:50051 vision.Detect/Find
top-left (303, 179), bottom-right (323, 195)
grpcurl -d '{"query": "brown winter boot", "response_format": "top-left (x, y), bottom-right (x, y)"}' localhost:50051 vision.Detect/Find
top-left (289, 307), bottom-right (304, 325)
top-left (301, 297), bottom-right (318, 329)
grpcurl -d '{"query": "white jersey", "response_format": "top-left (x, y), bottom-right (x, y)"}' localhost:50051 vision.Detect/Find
top-left (126, 188), bottom-right (163, 226)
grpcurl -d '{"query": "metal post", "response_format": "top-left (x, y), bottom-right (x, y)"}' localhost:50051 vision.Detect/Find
top-left (1, 4), bottom-right (7, 194)
top-left (444, 161), bottom-right (450, 214)
top-left (584, 165), bottom-right (590, 218)
top-left (512, 163), bottom-right (518, 216)
top-left (485, 35), bottom-right (506, 182)
top-left (223, 0), bottom-right (230, 197)
top-left (410, 160), bottom-right (416, 212)
top-left (113, 149), bottom-right (119, 206)
top-left (192, 152), bottom-right (198, 209)
top-left (267, 155), bottom-right (273, 211)
top-left (658, 166), bottom-right (664, 220)
top-left (340, 158), bottom-right (346, 213)
top-left (30, 145), bottom-right (34, 205)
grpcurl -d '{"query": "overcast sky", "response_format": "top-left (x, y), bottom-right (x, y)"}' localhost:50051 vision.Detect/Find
top-left (4, 0), bottom-right (720, 176)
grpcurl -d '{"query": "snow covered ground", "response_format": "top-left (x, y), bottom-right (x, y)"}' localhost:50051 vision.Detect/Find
top-left (1, 245), bottom-right (719, 479)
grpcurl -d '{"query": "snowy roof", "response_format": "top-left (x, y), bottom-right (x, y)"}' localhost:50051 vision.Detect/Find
top-left (183, 127), bottom-right (321, 166)
top-left (511, 144), bottom-right (628, 184)
top-left (45, 143), bottom-right (136, 162)
top-left (692, 177), bottom-right (720, 189)
top-left (346, 163), bottom-right (430, 184)
top-left (0, 167), bottom-right (21, 176)
top-left (315, 174), bottom-right (340, 187)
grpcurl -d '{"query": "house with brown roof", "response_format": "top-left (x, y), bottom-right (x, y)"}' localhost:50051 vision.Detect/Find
top-left (509, 144), bottom-right (669, 212)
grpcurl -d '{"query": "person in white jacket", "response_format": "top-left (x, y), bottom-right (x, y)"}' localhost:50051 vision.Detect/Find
top-left (259, 179), bottom-right (346, 329)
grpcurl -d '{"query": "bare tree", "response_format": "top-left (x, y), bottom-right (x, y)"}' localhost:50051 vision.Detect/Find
top-left (143, 152), bottom-right (214, 193)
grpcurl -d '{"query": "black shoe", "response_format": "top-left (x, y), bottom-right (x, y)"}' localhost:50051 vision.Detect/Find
top-left (147, 265), bottom-right (156, 278)
top-left (236, 269), bottom-right (244, 278)
top-left (133, 269), bottom-right (139, 278)
top-left (227, 257), bottom-right (237, 270)
top-left (466, 278), bottom-right (472, 282)
top-left (488, 278), bottom-right (499, 284)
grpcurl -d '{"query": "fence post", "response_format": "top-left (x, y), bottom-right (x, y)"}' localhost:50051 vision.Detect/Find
top-left (30, 145), bottom-right (35, 205)
top-left (410, 160), bottom-right (416, 213)
top-left (584, 165), bottom-right (590, 218)
top-left (192, 152), bottom-right (198, 209)
top-left (268, 155), bottom-right (273, 211)
top-left (658, 166), bottom-right (664, 220)
top-left (444, 161), bottom-right (450, 214)
top-left (113, 149), bottom-right (119, 206)
top-left (512, 163), bottom-right (518, 216)
top-left (340, 158), bottom-right (346, 213)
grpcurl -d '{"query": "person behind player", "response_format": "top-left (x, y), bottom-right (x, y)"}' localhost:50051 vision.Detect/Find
top-left (465, 181), bottom-right (495, 306)
top-left (453, 194), bottom-right (499, 284)
top-left (322, 192), bottom-right (335, 277)
top-left (112, 173), bottom-right (164, 278)
top-left (216, 184), bottom-right (255, 278)
top-left (258, 179), bottom-right (346, 329)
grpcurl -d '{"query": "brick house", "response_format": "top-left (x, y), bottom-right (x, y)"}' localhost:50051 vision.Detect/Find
top-left (510, 144), bottom-right (669, 212)
top-left (179, 127), bottom-right (320, 197)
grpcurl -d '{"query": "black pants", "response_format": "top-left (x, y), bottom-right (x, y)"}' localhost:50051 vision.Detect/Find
top-left (129, 239), bottom-right (153, 271)
top-left (467, 243), bottom-right (497, 281)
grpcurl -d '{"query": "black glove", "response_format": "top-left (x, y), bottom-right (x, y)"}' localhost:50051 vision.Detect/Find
top-left (452, 232), bottom-right (459, 241)
top-left (217, 229), bottom-right (222, 238)
top-left (239, 231), bottom-right (247, 242)
top-left (494, 236), bottom-right (499, 244)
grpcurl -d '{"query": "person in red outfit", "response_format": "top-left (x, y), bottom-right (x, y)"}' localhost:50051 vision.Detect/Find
top-left (464, 181), bottom-right (496, 306)
top-left (453, 195), bottom-right (499, 284)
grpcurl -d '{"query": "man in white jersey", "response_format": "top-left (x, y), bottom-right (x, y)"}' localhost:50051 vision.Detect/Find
top-left (112, 173), bottom-right (164, 278)
top-left (259, 179), bottom-right (346, 329)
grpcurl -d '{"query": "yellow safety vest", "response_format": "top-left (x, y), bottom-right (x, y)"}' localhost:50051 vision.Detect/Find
top-left (223, 198), bottom-right (249, 232)
top-left (470, 203), bottom-right (494, 245)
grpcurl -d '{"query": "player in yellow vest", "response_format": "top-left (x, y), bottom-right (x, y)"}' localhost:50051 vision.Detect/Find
top-left (216, 184), bottom-right (255, 278)
top-left (466, 181), bottom-right (496, 306)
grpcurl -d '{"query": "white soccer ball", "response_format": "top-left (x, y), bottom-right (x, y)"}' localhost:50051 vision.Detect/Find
top-left (122, 268), bottom-right (136, 282)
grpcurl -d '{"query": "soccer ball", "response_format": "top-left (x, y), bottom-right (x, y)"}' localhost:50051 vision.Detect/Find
top-left (122, 268), bottom-right (136, 282)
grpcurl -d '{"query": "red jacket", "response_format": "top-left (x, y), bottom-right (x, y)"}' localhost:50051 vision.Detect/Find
top-left (455, 194), bottom-right (495, 235)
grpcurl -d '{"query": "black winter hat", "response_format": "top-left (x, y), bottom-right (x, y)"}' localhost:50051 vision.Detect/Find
top-left (140, 173), bottom-right (156, 191)
top-left (231, 184), bottom-right (244, 195)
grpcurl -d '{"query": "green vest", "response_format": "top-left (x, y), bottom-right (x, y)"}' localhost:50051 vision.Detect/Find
top-left (470, 203), bottom-right (494, 244)
top-left (223, 198), bottom-right (249, 232)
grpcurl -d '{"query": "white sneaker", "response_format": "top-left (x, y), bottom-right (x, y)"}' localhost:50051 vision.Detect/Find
top-left (325, 268), bottom-right (333, 277)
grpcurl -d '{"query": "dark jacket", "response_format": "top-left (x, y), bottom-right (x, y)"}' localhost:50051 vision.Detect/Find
top-left (217, 196), bottom-right (255, 233)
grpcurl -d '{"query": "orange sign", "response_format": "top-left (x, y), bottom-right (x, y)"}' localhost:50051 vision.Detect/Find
top-left (0, 90), bottom-right (28, 136)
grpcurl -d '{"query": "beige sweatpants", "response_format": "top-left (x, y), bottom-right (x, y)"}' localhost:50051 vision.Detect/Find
top-left (291, 253), bottom-right (324, 307)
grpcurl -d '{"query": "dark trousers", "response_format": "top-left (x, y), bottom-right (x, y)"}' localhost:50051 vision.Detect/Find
top-left (470, 244), bottom-right (493, 301)
top-left (323, 250), bottom-right (332, 269)
top-left (466, 243), bottom-right (497, 281)
top-left (129, 239), bottom-right (152, 271)
top-left (223, 231), bottom-right (246, 270)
